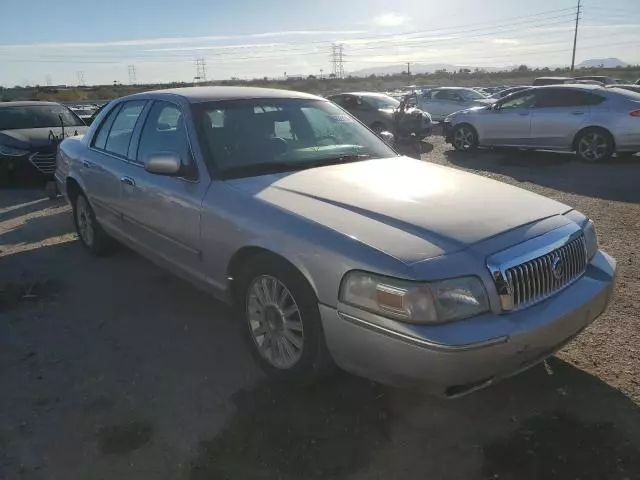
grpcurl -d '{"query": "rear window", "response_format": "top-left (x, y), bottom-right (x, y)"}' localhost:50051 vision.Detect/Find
top-left (608, 88), bottom-right (640, 101)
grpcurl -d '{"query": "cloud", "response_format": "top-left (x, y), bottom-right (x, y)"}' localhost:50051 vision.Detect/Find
top-left (0, 30), bottom-right (366, 51)
top-left (374, 13), bottom-right (406, 27)
top-left (491, 38), bottom-right (520, 45)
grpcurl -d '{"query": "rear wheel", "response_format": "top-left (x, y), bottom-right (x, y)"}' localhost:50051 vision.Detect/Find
top-left (452, 124), bottom-right (478, 152)
top-left (575, 128), bottom-right (613, 163)
top-left (72, 192), bottom-right (114, 256)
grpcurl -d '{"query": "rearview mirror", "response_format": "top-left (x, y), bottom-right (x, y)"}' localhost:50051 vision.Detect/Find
top-left (144, 152), bottom-right (181, 176)
top-left (378, 131), bottom-right (395, 145)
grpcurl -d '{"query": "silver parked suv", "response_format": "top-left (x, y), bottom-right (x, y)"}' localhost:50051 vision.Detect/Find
top-left (444, 84), bottom-right (640, 162)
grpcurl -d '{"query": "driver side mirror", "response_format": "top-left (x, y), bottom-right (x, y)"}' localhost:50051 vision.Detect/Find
top-left (144, 152), bottom-right (182, 176)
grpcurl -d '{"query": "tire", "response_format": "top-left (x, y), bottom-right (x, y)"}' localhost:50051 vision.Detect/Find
top-left (72, 192), bottom-right (114, 256)
top-left (371, 122), bottom-right (388, 134)
top-left (574, 128), bottom-right (614, 163)
top-left (236, 254), bottom-right (331, 381)
top-left (451, 124), bottom-right (478, 152)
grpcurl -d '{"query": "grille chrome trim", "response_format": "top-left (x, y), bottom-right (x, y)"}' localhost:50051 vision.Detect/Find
top-left (29, 151), bottom-right (57, 175)
top-left (487, 223), bottom-right (588, 312)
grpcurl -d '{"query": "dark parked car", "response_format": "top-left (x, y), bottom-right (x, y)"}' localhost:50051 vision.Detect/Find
top-left (0, 101), bottom-right (87, 184)
top-left (327, 92), bottom-right (432, 138)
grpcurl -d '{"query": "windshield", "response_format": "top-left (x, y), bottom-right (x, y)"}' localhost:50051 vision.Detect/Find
top-left (364, 95), bottom-right (400, 110)
top-left (0, 105), bottom-right (85, 130)
top-left (459, 89), bottom-right (487, 100)
top-left (193, 98), bottom-right (396, 178)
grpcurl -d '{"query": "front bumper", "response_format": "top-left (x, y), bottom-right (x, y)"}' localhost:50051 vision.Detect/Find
top-left (320, 250), bottom-right (616, 397)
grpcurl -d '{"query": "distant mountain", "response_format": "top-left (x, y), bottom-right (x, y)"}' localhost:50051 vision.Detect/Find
top-left (349, 63), bottom-right (504, 77)
top-left (577, 58), bottom-right (628, 68)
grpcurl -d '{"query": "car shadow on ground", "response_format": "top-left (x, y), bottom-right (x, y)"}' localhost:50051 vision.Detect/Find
top-left (187, 358), bottom-right (640, 480)
top-left (443, 149), bottom-right (640, 204)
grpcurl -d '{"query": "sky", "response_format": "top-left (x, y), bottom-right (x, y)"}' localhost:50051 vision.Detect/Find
top-left (0, 0), bottom-right (638, 86)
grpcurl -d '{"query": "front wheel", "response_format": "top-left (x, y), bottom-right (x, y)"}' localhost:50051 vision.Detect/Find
top-left (237, 255), bottom-right (331, 380)
top-left (575, 128), bottom-right (613, 163)
top-left (452, 124), bottom-right (478, 152)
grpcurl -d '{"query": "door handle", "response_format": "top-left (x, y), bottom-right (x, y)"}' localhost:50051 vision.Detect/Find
top-left (571, 111), bottom-right (585, 115)
top-left (120, 176), bottom-right (136, 187)
top-left (82, 160), bottom-right (92, 168)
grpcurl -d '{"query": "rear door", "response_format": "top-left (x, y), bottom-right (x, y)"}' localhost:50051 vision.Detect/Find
top-left (479, 90), bottom-right (535, 146)
top-left (117, 100), bottom-right (207, 282)
top-left (82, 100), bottom-right (148, 233)
top-left (530, 88), bottom-right (599, 148)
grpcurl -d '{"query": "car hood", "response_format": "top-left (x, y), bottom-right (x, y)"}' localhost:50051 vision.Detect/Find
top-left (0, 127), bottom-right (87, 148)
top-left (228, 157), bottom-right (569, 263)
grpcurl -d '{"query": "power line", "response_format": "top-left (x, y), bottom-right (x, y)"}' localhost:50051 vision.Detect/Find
top-left (0, 9), bottom-right (580, 63)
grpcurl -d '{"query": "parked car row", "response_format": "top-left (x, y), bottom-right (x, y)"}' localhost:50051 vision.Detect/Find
top-left (54, 86), bottom-right (616, 397)
top-left (442, 84), bottom-right (640, 162)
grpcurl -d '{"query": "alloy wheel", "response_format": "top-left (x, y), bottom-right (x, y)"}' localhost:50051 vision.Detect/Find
top-left (453, 126), bottom-right (475, 151)
top-left (578, 133), bottom-right (608, 162)
top-left (76, 196), bottom-right (94, 247)
top-left (246, 275), bottom-right (304, 369)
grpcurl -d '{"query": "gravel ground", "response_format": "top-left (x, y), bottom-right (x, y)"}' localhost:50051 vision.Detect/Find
top-left (1, 138), bottom-right (640, 480)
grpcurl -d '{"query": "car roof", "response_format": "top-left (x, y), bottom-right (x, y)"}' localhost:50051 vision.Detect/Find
top-left (342, 92), bottom-right (396, 98)
top-left (534, 76), bottom-right (574, 80)
top-left (534, 84), bottom-right (605, 91)
top-left (0, 101), bottom-right (62, 108)
top-left (431, 87), bottom-right (476, 90)
top-left (126, 86), bottom-right (321, 104)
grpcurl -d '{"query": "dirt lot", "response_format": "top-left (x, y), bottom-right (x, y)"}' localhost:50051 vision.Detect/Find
top-left (2, 138), bottom-right (640, 480)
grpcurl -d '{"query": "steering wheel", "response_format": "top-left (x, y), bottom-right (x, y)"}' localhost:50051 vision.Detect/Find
top-left (316, 135), bottom-right (339, 145)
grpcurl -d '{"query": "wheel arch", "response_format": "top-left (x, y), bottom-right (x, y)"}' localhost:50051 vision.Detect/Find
top-left (226, 245), bottom-right (319, 305)
top-left (65, 175), bottom-right (84, 205)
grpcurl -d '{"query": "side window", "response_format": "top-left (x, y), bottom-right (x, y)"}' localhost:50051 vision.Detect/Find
top-left (104, 101), bottom-right (146, 157)
top-left (500, 92), bottom-right (536, 109)
top-left (434, 90), bottom-right (456, 101)
top-left (137, 101), bottom-right (191, 168)
top-left (92, 104), bottom-right (120, 150)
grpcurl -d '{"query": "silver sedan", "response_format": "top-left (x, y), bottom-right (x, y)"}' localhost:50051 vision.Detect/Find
top-left (56, 87), bottom-right (616, 397)
top-left (444, 84), bottom-right (640, 161)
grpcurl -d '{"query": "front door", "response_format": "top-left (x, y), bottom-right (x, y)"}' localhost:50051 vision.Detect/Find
top-left (118, 100), bottom-right (207, 282)
top-left (480, 91), bottom-right (536, 146)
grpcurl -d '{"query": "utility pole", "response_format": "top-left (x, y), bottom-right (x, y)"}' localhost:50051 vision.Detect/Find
top-left (320, 68), bottom-right (324, 80)
top-left (570, 0), bottom-right (581, 72)
top-left (406, 62), bottom-right (411, 85)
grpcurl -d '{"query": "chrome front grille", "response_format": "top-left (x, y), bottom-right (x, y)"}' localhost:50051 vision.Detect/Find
top-left (505, 235), bottom-right (587, 309)
top-left (29, 151), bottom-right (57, 174)
top-left (487, 225), bottom-right (589, 312)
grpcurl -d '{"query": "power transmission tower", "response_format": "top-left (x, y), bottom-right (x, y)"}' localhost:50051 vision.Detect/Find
top-left (406, 62), bottom-right (411, 85)
top-left (76, 71), bottom-right (86, 86)
top-left (45, 74), bottom-right (52, 87)
top-left (127, 65), bottom-right (137, 84)
top-left (570, 0), bottom-right (581, 72)
top-left (194, 58), bottom-right (208, 84)
top-left (330, 43), bottom-right (345, 79)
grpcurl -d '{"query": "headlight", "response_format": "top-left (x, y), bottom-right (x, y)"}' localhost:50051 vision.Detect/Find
top-left (583, 220), bottom-right (598, 261)
top-left (339, 271), bottom-right (489, 324)
top-left (0, 144), bottom-right (29, 157)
